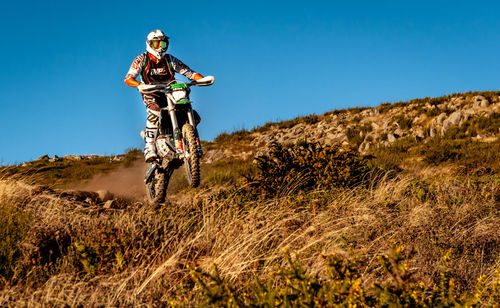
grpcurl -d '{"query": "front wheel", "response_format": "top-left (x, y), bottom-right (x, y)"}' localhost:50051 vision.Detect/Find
top-left (146, 165), bottom-right (173, 205)
top-left (182, 123), bottom-right (201, 187)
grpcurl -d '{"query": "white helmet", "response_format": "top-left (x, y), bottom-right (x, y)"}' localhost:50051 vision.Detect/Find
top-left (146, 29), bottom-right (169, 60)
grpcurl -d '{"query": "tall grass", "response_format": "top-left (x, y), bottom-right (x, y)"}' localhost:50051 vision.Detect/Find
top-left (0, 164), bottom-right (498, 305)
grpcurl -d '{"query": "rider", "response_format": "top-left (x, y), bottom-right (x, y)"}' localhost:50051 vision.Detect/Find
top-left (124, 29), bottom-right (205, 162)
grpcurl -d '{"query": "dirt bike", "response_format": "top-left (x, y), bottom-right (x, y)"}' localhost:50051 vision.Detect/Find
top-left (139, 76), bottom-right (214, 204)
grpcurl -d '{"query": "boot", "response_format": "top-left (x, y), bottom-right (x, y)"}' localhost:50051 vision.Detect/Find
top-left (144, 142), bottom-right (157, 162)
top-left (144, 127), bottom-right (158, 162)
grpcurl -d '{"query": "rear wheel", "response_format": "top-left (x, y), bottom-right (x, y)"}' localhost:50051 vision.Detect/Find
top-left (182, 123), bottom-right (201, 187)
top-left (146, 165), bottom-right (172, 205)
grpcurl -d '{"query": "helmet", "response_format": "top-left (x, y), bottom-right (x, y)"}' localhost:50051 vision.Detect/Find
top-left (146, 29), bottom-right (170, 60)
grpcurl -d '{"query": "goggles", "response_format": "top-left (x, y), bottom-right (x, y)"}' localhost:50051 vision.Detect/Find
top-left (151, 40), bottom-right (168, 49)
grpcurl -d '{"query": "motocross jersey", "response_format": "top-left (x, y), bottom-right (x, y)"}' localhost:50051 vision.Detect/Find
top-left (125, 52), bottom-right (198, 84)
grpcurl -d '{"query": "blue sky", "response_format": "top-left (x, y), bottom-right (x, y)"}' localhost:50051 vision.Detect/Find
top-left (1, 0), bottom-right (499, 164)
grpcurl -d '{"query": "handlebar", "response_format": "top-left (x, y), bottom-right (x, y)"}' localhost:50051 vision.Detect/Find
top-left (138, 76), bottom-right (214, 94)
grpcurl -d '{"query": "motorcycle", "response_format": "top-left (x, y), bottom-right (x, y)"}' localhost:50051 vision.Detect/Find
top-left (139, 76), bottom-right (214, 204)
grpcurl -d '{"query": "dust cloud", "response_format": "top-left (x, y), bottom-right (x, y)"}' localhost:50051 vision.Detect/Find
top-left (76, 159), bottom-right (148, 200)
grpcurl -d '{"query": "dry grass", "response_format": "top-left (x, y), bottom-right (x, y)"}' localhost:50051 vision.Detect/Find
top-left (0, 163), bottom-right (498, 305)
top-left (1, 91), bottom-right (499, 305)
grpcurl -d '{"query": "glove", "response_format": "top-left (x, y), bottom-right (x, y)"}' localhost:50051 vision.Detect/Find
top-left (193, 76), bottom-right (215, 86)
top-left (137, 83), bottom-right (163, 94)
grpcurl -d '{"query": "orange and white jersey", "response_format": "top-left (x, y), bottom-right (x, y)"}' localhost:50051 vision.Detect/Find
top-left (125, 52), bottom-right (197, 84)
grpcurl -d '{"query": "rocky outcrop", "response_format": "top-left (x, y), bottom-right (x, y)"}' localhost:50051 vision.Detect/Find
top-left (31, 154), bottom-right (125, 163)
top-left (245, 94), bottom-right (499, 155)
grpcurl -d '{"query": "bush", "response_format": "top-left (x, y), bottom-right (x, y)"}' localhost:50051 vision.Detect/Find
top-left (202, 159), bottom-right (254, 187)
top-left (0, 200), bottom-right (31, 284)
top-left (122, 148), bottom-right (142, 167)
top-left (244, 141), bottom-right (371, 197)
top-left (214, 129), bottom-right (252, 143)
top-left (187, 245), bottom-right (500, 307)
top-left (394, 114), bottom-right (413, 130)
top-left (422, 138), bottom-right (500, 171)
top-left (345, 127), bottom-right (364, 147)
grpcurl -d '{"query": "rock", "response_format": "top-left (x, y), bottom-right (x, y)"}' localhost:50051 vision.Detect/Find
top-left (414, 128), bottom-right (425, 140)
top-left (382, 120), bottom-right (391, 129)
top-left (441, 110), bottom-right (463, 135)
top-left (436, 113), bottom-right (447, 125)
top-left (111, 156), bottom-right (124, 162)
top-left (358, 142), bottom-right (370, 153)
top-left (324, 134), bottom-right (337, 144)
top-left (63, 155), bottom-right (82, 161)
top-left (290, 125), bottom-right (304, 135)
top-left (202, 149), bottom-right (226, 164)
top-left (59, 190), bottom-right (100, 204)
top-left (472, 95), bottom-right (489, 108)
top-left (85, 197), bottom-right (96, 205)
top-left (394, 128), bottom-right (404, 137)
top-left (479, 100), bottom-right (489, 108)
top-left (387, 133), bottom-right (397, 143)
top-left (413, 113), bottom-right (427, 125)
top-left (365, 132), bottom-right (380, 142)
top-left (31, 185), bottom-right (56, 196)
top-left (49, 155), bottom-right (61, 162)
top-left (103, 200), bottom-right (117, 209)
top-left (371, 122), bottom-right (380, 130)
top-left (35, 154), bottom-right (49, 161)
top-left (429, 127), bottom-right (437, 138)
top-left (96, 190), bottom-right (114, 202)
top-left (316, 122), bottom-right (328, 130)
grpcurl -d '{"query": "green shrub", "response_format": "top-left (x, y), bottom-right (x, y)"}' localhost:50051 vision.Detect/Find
top-left (244, 141), bottom-right (371, 197)
top-left (0, 201), bottom-right (31, 284)
top-left (348, 106), bottom-right (369, 114)
top-left (346, 127), bottom-right (364, 147)
top-left (214, 129), bottom-right (252, 143)
top-left (122, 148), bottom-right (142, 167)
top-left (394, 114), bottom-right (413, 130)
top-left (458, 112), bottom-right (500, 137)
top-left (302, 114), bottom-right (321, 125)
top-left (74, 226), bottom-right (130, 275)
top-left (187, 245), bottom-right (500, 307)
top-left (425, 107), bottom-right (442, 117)
top-left (202, 159), bottom-right (254, 187)
top-left (422, 138), bottom-right (500, 171)
top-left (277, 118), bottom-right (301, 130)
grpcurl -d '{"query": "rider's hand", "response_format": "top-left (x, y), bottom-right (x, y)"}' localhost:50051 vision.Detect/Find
top-left (137, 83), bottom-right (160, 93)
top-left (137, 83), bottom-right (147, 92)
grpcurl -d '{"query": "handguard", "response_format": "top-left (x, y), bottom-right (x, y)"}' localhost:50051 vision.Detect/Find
top-left (193, 76), bottom-right (215, 86)
top-left (137, 83), bottom-right (165, 94)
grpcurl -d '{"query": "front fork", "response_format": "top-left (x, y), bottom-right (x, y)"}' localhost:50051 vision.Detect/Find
top-left (166, 94), bottom-right (203, 154)
top-left (166, 94), bottom-right (183, 153)
top-left (186, 110), bottom-right (203, 154)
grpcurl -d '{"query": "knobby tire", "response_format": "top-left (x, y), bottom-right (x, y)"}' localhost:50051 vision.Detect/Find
top-left (146, 166), bottom-right (172, 205)
top-left (182, 123), bottom-right (201, 187)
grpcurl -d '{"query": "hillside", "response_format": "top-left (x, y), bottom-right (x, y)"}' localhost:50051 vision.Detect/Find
top-left (0, 91), bottom-right (499, 306)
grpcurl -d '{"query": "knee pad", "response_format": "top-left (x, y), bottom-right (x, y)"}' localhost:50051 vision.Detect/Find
top-left (146, 108), bottom-right (160, 128)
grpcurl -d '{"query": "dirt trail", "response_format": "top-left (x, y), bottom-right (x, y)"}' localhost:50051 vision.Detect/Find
top-left (76, 159), bottom-right (148, 199)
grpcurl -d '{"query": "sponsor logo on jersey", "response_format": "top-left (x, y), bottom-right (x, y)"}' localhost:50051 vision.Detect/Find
top-left (151, 68), bottom-right (166, 75)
